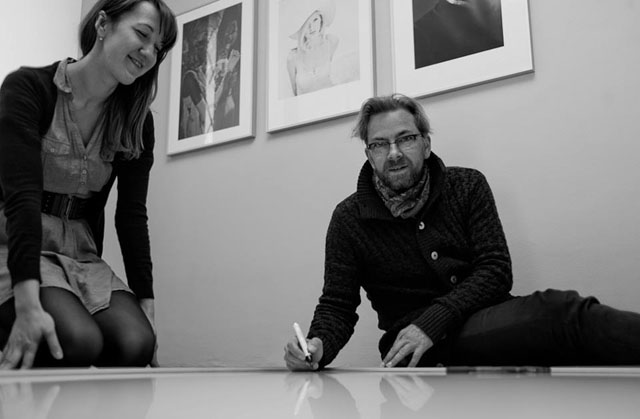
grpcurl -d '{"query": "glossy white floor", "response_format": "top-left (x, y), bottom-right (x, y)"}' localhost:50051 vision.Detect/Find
top-left (1, 367), bottom-right (639, 418)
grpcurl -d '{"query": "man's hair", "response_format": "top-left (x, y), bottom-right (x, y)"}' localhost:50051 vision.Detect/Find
top-left (80, 0), bottom-right (177, 159)
top-left (352, 94), bottom-right (431, 143)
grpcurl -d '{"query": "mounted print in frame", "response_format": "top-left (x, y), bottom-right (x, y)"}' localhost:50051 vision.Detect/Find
top-left (266, 0), bottom-right (374, 132)
top-left (391, 0), bottom-right (533, 98)
top-left (166, 0), bottom-right (255, 155)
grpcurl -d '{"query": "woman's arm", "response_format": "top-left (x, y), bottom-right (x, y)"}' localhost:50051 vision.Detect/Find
top-left (326, 34), bottom-right (339, 60)
top-left (113, 113), bottom-right (155, 300)
top-left (286, 50), bottom-right (298, 96)
top-left (0, 67), bottom-right (54, 284)
top-left (0, 64), bottom-right (63, 369)
top-left (112, 114), bottom-right (157, 365)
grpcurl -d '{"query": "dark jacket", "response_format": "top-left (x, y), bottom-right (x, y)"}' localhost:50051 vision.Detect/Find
top-left (309, 154), bottom-right (513, 366)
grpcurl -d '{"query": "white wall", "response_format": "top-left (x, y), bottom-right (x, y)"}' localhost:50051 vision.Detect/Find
top-left (91, 0), bottom-right (640, 367)
top-left (0, 1), bottom-right (83, 81)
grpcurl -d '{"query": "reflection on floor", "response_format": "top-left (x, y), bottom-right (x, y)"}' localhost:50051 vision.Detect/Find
top-left (1, 367), bottom-right (640, 419)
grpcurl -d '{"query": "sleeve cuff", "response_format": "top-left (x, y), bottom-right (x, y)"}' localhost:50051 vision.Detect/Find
top-left (411, 303), bottom-right (457, 342)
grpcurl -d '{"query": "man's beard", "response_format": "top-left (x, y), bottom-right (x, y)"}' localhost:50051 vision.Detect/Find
top-left (377, 161), bottom-right (424, 193)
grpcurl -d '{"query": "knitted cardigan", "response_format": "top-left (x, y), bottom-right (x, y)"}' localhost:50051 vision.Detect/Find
top-left (308, 154), bottom-right (513, 367)
top-left (0, 61), bottom-right (155, 298)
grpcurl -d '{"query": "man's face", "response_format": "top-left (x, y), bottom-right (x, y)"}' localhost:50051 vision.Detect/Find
top-left (365, 109), bottom-right (431, 192)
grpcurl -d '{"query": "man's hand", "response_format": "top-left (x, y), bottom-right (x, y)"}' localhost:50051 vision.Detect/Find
top-left (381, 324), bottom-right (433, 368)
top-left (284, 336), bottom-right (323, 371)
top-left (382, 374), bottom-right (434, 410)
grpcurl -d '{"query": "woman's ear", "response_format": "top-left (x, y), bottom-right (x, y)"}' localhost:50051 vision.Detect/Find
top-left (95, 10), bottom-right (109, 39)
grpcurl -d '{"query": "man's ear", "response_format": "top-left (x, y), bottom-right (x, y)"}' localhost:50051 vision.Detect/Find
top-left (364, 146), bottom-right (375, 167)
top-left (423, 135), bottom-right (432, 159)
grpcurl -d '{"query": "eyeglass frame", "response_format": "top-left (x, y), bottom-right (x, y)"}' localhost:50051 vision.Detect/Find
top-left (365, 133), bottom-right (426, 156)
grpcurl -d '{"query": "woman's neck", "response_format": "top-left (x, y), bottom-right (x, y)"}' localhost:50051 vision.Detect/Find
top-left (66, 55), bottom-right (118, 107)
top-left (301, 34), bottom-right (324, 51)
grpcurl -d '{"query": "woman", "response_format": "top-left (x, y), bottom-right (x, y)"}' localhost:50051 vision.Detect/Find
top-left (179, 21), bottom-right (211, 138)
top-left (286, 0), bottom-right (339, 96)
top-left (213, 16), bottom-right (241, 130)
top-left (0, 0), bottom-right (177, 369)
top-left (179, 13), bottom-right (223, 138)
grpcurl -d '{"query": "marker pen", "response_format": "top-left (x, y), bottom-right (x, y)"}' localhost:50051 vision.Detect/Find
top-left (293, 322), bottom-right (313, 363)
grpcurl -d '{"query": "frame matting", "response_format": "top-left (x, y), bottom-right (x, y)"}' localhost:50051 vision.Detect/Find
top-left (266, 0), bottom-right (374, 132)
top-left (391, 0), bottom-right (533, 98)
top-left (167, 0), bottom-right (255, 155)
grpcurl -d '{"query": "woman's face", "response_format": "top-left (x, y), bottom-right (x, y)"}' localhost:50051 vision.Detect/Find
top-left (100, 1), bottom-right (161, 85)
top-left (224, 20), bottom-right (238, 48)
top-left (302, 12), bottom-right (323, 38)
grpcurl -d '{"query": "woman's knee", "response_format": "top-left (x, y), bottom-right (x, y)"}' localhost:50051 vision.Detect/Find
top-left (122, 326), bottom-right (155, 366)
top-left (102, 325), bottom-right (155, 367)
top-left (37, 288), bottom-right (104, 367)
top-left (41, 322), bottom-right (103, 367)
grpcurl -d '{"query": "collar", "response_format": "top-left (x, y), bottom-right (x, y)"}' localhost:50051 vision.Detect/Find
top-left (52, 58), bottom-right (76, 94)
top-left (356, 152), bottom-right (447, 221)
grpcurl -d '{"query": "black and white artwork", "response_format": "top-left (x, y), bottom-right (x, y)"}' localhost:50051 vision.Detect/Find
top-left (391, 0), bottom-right (532, 98)
top-left (167, 0), bottom-right (255, 155)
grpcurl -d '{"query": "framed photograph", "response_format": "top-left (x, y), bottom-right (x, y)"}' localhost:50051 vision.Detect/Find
top-left (266, 0), bottom-right (375, 132)
top-left (391, 0), bottom-right (533, 98)
top-left (166, 0), bottom-right (255, 155)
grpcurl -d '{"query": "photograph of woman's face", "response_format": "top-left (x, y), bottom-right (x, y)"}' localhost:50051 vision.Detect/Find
top-left (300, 12), bottom-right (323, 49)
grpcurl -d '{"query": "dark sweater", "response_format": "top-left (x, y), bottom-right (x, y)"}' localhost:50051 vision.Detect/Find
top-left (0, 61), bottom-right (155, 298)
top-left (309, 154), bottom-right (513, 366)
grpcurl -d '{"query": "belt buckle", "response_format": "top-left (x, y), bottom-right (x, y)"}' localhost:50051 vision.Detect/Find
top-left (63, 195), bottom-right (75, 219)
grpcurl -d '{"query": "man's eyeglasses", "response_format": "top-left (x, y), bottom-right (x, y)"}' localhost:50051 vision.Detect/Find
top-left (366, 134), bottom-right (423, 156)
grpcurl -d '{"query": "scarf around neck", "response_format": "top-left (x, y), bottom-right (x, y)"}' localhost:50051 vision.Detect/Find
top-left (373, 164), bottom-right (431, 219)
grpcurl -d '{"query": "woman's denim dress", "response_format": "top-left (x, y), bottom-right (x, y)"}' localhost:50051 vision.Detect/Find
top-left (0, 60), bottom-right (131, 314)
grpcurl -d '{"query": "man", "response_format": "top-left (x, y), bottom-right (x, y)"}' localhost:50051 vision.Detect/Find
top-left (284, 94), bottom-right (640, 370)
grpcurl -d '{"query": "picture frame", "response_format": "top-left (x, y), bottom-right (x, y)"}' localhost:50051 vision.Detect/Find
top-left (391, 0), bottom-right (533, 98)
top-left (266, 0), bottom-right (375, 132)
top-left (166, 0), bottom-right (255, 155)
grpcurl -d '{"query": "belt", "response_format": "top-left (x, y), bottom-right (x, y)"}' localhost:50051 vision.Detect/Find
top-left (41, 191), bottom-right (90, 220)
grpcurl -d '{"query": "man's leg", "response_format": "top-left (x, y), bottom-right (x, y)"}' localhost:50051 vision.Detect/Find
top-left (441, 289), bottom-right (640, 366)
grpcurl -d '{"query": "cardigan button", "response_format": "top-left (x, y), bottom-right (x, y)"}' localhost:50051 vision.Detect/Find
top-left (431, 251), bottom-right (438, 260)
top-left (418, 221), bottom-right (425, 230)
top-left (450, 275), bottom-right (458, 285)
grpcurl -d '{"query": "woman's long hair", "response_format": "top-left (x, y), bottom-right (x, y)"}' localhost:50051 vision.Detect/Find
top-left (79, 0), bottom-right (177, 159)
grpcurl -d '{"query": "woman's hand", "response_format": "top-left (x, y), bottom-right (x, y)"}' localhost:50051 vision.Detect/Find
top-left (139, 298), bottom-right (158, 367)
top-left (0, 381), bottom-right (60, 419)
top-left (0, 280), bottom-right (62, 369)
